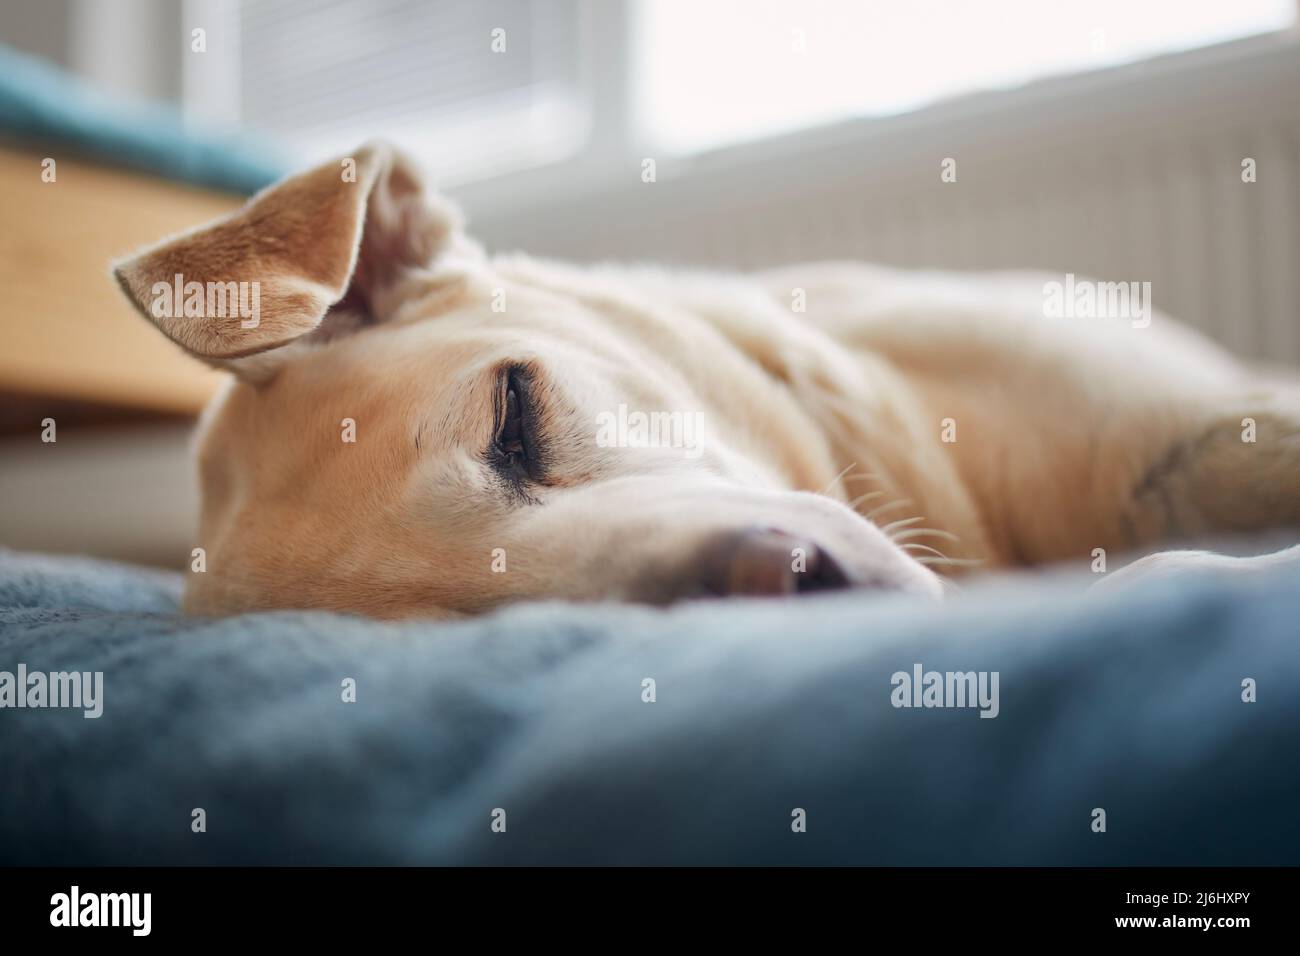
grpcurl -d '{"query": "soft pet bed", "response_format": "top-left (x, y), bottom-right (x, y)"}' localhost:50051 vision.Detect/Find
top-left (1, 547), bottom-right (1297, 865)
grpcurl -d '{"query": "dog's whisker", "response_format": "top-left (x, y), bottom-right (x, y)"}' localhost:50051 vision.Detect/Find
top-left (916, 556), bottom-right (985, 567)
top-left (820, 461), bottom-right (858, 496)
top-left (866, 498), bottom-right (912, 521)
top-left (890, 527), bottom-right (962, 545)
top-left (900, 543), bottom-right (949, 560)
top-left (879, 515), bottom-right (926, 535)
top-left (846, 490), bottom-right (888, 509)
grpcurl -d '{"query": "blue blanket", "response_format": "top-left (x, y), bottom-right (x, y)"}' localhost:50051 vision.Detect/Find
top-left (1, 547), bottom-right (1297, 865)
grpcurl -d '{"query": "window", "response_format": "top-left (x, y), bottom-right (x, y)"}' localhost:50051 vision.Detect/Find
top-left (634, 0), bottom-right (1298, 155)
top-left (235, 0), bottom-right (588, 183)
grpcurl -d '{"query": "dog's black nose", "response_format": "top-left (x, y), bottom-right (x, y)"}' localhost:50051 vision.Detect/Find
top-left (698, 528), bottom-right (852, 597)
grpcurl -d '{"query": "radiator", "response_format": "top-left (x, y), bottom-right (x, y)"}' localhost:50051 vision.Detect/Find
top-left (470, 32), bottom-right (1300, 364)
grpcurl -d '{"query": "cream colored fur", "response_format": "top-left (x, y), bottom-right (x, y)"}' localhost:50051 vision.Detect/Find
top-left (113, 144), bottom-right (1300, 617)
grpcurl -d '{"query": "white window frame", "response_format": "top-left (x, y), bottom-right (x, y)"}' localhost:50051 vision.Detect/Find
top-left (65, 0), bottom-right (1300, 216)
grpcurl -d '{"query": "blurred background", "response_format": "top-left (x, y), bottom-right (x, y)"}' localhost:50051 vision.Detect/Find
top-left (2, 0), bottom-right (1299, 566)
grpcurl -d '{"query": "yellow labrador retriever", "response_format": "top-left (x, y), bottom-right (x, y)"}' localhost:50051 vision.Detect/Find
top-left (113, 143), bottom-right (1300, 617)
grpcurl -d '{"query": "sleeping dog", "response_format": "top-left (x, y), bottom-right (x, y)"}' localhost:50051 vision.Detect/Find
top-left (113, 143), bottom-right (1300, 617)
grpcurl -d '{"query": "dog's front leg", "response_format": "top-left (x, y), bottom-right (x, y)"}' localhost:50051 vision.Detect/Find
top-left (1125, 405), bottom-right (1300, 545)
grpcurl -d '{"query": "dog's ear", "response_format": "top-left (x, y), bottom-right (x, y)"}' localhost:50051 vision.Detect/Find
top-left (113, 141), bottom-right (478, 381)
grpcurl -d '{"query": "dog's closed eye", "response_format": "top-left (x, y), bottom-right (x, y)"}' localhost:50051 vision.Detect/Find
top-left (489, 365), bottom-right (545, 493)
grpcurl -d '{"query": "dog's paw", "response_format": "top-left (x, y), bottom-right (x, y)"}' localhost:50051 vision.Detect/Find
top-left (1090, 545), bottom-right (1300, 596)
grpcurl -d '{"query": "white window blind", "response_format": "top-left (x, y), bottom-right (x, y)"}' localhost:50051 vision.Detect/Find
top-left (637, 0), bottom-right (1298, 155)
top-left (238, 0), bottom-right (588, 184)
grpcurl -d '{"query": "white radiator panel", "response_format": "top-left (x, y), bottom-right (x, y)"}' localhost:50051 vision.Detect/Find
top-left (468, 35), bottom-right (1300, 364)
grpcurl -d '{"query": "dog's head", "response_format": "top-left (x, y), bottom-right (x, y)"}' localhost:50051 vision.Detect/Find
top-left (114, 143), bottom-right (940, 616)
